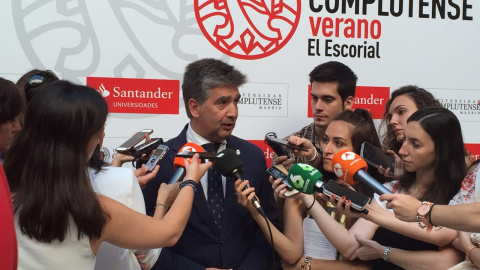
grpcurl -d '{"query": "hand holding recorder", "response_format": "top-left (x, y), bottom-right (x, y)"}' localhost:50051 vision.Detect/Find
top-left (287, 136), bottom-right (319, 163)
top-left (266, 165), bottom-right (299, 197)
top-left (265, 133), bottom-right (308, 153)
top-left (287, 163), bottom-right (371, 213)
top-left (114, 129), bottom-right (164, 166)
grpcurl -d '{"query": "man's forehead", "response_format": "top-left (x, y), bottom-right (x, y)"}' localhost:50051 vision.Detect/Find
top-left (311, 81), bottom-right (340, 96)
top-left (208, 85), bottom-right (240, 98)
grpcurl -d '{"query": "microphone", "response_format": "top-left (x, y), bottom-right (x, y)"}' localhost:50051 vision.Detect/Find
top-left (215, 149), bottom-right (266, 217)
top-left (332, 150), bottom-right (392, 195)
top-left (168, 142), bottom-right (204, 184)
top-left (287, 163), bottom-right (371, 214)
top-left (287, 163), bottom-right (325, 194)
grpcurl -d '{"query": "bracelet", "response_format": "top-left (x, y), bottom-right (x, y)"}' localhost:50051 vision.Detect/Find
top-left (427, 203), bottom-right (437, 227)
top-left (154, 203), bottom-right (168, 210)
top-left (306, 198), bottom-right (316, 211)
top-left (308, 148), bottom-right (318, 162)
top-left (301, 256), bottom-right (312, 270)
top-left (179, 180), bottom-right (197, 192)
top-left (466, 245), bottom-right (477, 266)
top-left (382, 246), bottom-right (391, 262)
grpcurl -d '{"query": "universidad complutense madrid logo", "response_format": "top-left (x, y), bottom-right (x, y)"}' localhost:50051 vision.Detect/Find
top-left (195, 0), bottom-right (301, 60)
top-left (87, 77), bottom-right (180, 114)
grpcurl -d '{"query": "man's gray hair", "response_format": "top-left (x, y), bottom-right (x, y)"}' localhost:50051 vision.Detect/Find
top-left (182, 58), bottom-right (246, 118)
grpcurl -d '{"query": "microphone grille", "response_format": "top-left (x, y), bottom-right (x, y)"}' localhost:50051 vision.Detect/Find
top-left (215, 149), bottom-right (242, 176)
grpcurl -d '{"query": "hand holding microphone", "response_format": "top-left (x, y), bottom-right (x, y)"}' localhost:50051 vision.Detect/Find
top-left (169, 143), bottom-right (204, 184)
top-left (287, 163), bottom-right (371, 213)
top-left (215, 149), bottom-right (266, 217)
top-left (331, 150), bottom-right (392, 195)
top-left (183, 153), bottom-right (213, 185)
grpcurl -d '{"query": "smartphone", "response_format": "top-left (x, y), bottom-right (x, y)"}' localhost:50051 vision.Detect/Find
top-left (145, 145), bottom-right (169, 172)
top-left (322, 180), bottom-right (371, 213)
top-left (266, 165), bottom-right (299, 197)
top-left (265, 134), bottom-right (308, 152)
top-left (131, 138), bottom-right (164, 160)
top-left (360, 142), bottom-right (395, 173)
top-left (176, 151), bottom-right (225, 160)
top-left (264, 133), bottom-right (290, 158)
top-left (116, 129), bottom-right (154, 153)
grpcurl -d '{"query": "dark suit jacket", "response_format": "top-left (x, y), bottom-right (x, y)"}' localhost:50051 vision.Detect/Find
top-left (143, 125), bottom-right (278, 270)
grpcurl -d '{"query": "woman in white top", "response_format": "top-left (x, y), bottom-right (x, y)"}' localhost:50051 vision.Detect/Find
top-left (4, 80), bottom-right (211, 270)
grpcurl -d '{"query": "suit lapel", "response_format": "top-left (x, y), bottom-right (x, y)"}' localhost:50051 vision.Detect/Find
top-left (169, 125), bottom-right (219, 233)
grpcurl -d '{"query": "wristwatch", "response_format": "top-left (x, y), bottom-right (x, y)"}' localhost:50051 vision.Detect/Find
top-left (382, 246), bottom-right (391, 262)
top-left (416, 201), bottom-right (434, 232)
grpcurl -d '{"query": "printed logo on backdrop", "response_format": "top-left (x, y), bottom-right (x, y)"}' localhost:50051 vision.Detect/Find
top-left (307, 86), bottom-right (389, 119)
top-left (87, 77), bottom-right (180, 114)
top-left (238, 83), bottom-right (288, 117)
top-left (428, 89), bottom-right (480, 122)
top-left (465, 144), bottom-right (480, 162)
top-left (14, 1), bottom-right (228, 87)
top-left (12, 0), bottom-right (99, 82)
top-left (306, 1), bottom-right (474, 59)
top-left (195, 0), bottom-right (302, 59)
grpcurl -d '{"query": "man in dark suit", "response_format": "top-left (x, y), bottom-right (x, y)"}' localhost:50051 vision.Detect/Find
top-left (143, 58), bottom-right (278, 270)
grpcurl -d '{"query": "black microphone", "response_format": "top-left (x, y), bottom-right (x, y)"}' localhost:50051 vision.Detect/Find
top-left (215, 149), bottom-right (266, 217)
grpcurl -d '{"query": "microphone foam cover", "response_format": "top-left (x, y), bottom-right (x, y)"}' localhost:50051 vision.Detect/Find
top-left (174, 142), bottom-right (204, 170)
top-left (331, 150), bottom-right (368, 185)
top-left (287, 163), bottom-right (322, 194)
top-left (215, 149), bottom-right (242, 176)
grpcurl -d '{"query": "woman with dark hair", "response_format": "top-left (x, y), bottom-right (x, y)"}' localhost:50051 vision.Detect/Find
top-left (380, 85), bottom-right (442, 153)
top-left (235, 109), bottom-right (382, 269)
top-left (0, 77), bottom-right (23, 270)
top-left (4, 80), bottom-right (211, 269)
top-left (276, 107), bottom-right (466, 270)
top-left (324, 108), bottom-right (385, 198)
top-left (0, 77), bottom-right (23, 159)
top-left (377, 85), bottom-right (442, 178)
top-left (15, 69), bottom-right (59, 103)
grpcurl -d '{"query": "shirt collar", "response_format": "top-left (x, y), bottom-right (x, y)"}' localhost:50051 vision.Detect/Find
top-left (186, 123), bottom-right (227, 153)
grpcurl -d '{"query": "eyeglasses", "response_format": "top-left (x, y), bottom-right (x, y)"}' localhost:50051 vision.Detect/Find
top-left (24, 70), bottom-right (59, 94)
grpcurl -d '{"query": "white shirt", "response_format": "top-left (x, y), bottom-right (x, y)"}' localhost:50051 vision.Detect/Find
top-left (91, 167), bottom-right (160, 270)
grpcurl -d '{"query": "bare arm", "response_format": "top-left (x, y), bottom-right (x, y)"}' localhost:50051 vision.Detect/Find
top-left (281, 256), bottom-right (370, 270)
top-left (453, 231), bottom-right (480, 267)
top-left (387, 247), bottom-right (462, 270)
top-left (235, 180), bottom-right (304, 264)
top-left (363, 198), bottom-right (458, 247)
top-left (91, 155), bottom-right (212, 253)
top-left (297, 193), bottom-right (379, 259)
top-left (353, 235), bottom-right (462, 270)
top-left (380, 193), bottom-right (480, 233)
top-left (431, 204), bottom-right (480, 233)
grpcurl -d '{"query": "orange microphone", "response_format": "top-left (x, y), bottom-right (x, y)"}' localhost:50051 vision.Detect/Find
top-left (169, 142), bottom-right (204, 184)
top-left (332, 150), bottom-right (391, 194)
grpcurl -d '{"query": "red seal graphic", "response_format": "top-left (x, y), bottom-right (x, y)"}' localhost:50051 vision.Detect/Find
top-left (195, 0), bottom-right (301, 60)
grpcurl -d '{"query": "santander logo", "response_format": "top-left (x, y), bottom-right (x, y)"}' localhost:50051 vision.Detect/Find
top-left (87, 77), bottom-right (180, 115)
top-left (194, 0), bottom-right (301, 59)
top-left (98, 83), bottom-right (111, 97)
